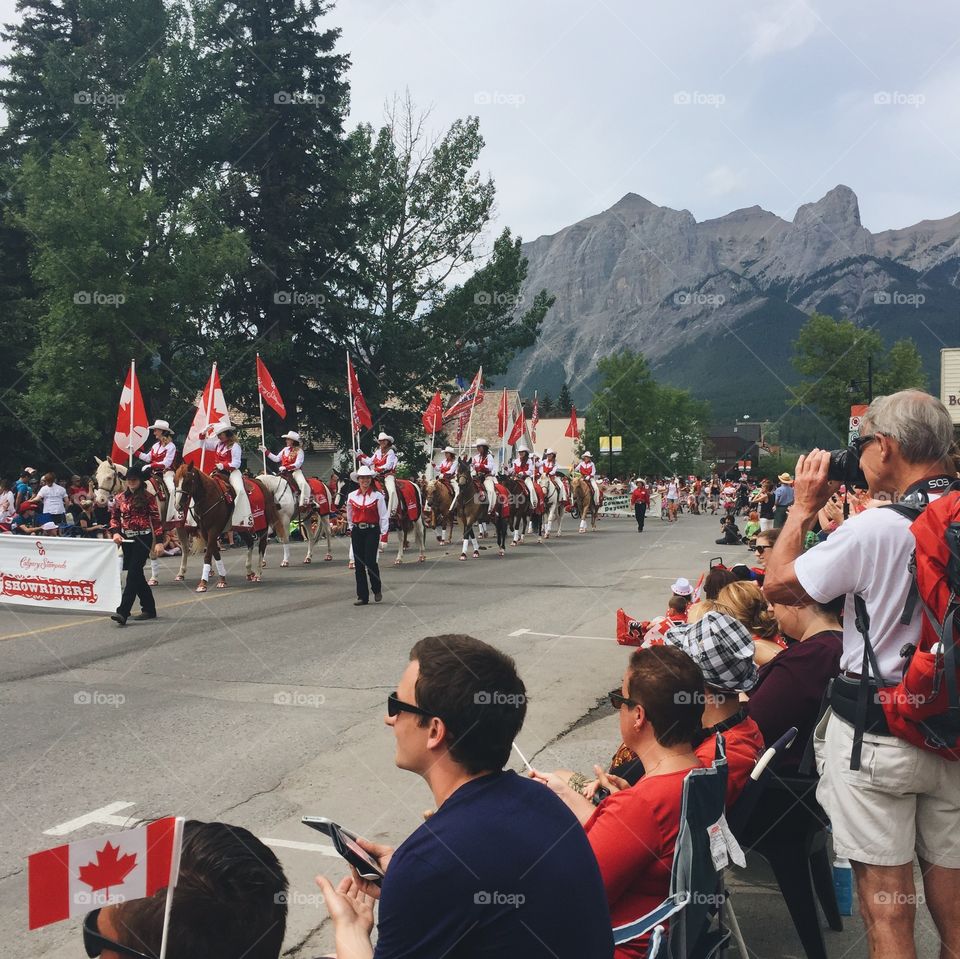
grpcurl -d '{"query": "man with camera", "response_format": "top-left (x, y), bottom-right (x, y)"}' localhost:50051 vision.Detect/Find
top-left (764, 390), bottom-right (959, 959)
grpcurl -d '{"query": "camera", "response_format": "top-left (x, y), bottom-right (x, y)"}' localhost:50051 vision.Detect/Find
top-left (827, 447), bottom-right (868, 488)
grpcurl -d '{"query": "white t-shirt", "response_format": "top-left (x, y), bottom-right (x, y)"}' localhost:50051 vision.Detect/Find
top-left (0, 489), bottom-right (14, 522)
top-left (794, 505), bottom-right (920, 683)
top-left (36, 484), bottom-right (68, 515)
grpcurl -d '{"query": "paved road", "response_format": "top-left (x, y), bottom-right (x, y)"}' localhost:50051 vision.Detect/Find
top-left (0, 511), bottom-right (920, 957)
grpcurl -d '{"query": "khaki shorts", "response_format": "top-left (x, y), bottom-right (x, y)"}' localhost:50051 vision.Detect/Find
top-left (814, 708), bottom-right (960, 867)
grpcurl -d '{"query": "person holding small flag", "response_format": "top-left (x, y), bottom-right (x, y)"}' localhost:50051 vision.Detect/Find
top-left (358, 431), bottom-right (398, 521)
top-left (137, 419), bottom-right (177, 505)
top-left (346, 465), bottom-right (388, 605)
top-left (108, 463), bottom-right (164, 626)
top-left (262, 431), bottom-right (310, 508)
top-left (201, 423), bottom-right (254, 529)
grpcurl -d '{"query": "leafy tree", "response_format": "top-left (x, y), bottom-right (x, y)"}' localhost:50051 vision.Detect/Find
top-left (790, 313), bottom-right (927, 437)
top-left (556, 381), bottom-right (572, 415)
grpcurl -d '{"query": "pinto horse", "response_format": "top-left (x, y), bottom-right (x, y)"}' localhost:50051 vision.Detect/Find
top-left (571, 474), bottom-right (600, 532)
top-left (174, 464), bottom-right (277, 591)
top-left (256, 473), bottom-right (334, 566)
top-left (537, 473), bottom-right (566, 538)
top-left (336, 476), bottom-right (426, 565)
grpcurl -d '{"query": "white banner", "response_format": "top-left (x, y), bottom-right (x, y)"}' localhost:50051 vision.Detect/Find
top-left (0, 536), bottom-right (121, 613)
top-left (600, 494), bottom-right (631, 516)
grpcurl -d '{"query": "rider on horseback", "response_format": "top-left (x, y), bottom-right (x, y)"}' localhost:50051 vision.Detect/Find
top-left (541, 449), bottom-right (567, 504)
top-left (511, 442), bottom-right (538, 507)
top-left (576, 451), bottom-right (601, 505)
top-left (201, 423), bottom-right (254, 529)
top-left (138, 419), bottom-right (177, 506)
top-left (262, 430), bottom-right (310, 508)
top-left (358, 432), bottom-right (398, 517)
top-left (471, 439), bottom-right (498, 513)
top-left (436, 445), bottom-right (458, 507)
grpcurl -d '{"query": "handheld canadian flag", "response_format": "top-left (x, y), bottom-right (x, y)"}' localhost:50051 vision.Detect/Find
top-left (28, 817), bottom-right (183, 930)
top-left (422, 391), bottom-right (443, 434)
top-left (508, 409), bottom-right (526, 445)
top-left (564, 406), bottom-right (579, 440)
top-left (256, 355), bottom-right (286, 418)
top-left (183, 364), bottom-right (229, 471)
top-left (497, 388), bottom-right (509, 438)
top-left (347, 356), bottom-right (373, 434)
top-left (110, 361), bottom-right (150, 465)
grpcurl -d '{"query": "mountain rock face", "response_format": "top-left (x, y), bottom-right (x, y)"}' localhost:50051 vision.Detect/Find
top-left (507, 186), bottom-right (960, 419)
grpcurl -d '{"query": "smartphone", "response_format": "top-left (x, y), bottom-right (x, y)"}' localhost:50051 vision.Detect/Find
top-left (301, 817), bottom-right (383, 884)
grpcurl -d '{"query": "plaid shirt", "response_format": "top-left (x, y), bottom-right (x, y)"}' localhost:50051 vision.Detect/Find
top-left (663, 611), bottom-right (758, 692)
top-left (108, 490), bottom-right (163, 539)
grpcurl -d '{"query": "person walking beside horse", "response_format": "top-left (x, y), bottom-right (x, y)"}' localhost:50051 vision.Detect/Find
top-left (262, 430), bottom-right (310, 510)
top-left (346, 465), bottom-right (388, 605)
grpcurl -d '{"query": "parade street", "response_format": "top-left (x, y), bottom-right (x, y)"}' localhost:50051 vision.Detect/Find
top-left (0, 513), bottom-right (931, 958)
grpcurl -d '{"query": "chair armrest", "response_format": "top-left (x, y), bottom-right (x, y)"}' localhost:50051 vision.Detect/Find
top-left (613, 892), bottom-right (689, 945)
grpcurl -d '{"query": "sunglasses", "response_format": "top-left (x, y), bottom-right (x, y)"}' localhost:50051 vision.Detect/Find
top-left (84, 909), bottom-right (157, 959)
top-left (850, 433), bottom-right (879, 455)
top-left (387, 691), bottom-right (439, 721)
top-left (608, 688), bottom-right (640, 711)
top-left (754, 545), bottom-right (769, 554)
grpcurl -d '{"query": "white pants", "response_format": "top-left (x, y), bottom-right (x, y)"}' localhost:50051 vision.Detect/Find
top-left (383, 473), bottom-right (398, 515)
top-left (588, 478), bottom-right (600, 503)
top-left (154, 470), bottom-right (177, 523)
top-left (481, 475), bottom-right (497, 514)
top-left (524, 476), bottom-right (537, 506)
top-left (554, 477), bottom-right (567, 502)
top-left (759, 517), bottom-right (774, 532)
top-left (285, 469), bottom-right (310, 507)
top-left (225, 470), bottom-right (253, 528)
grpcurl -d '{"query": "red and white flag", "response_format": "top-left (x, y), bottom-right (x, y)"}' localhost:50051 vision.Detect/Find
top-left (531, 394), bottom-right (539, 445)
top-left (422, 391), bottom-right (443, 434)
top-left (564, 406), bottom-right (579, 440)
top-left (183, 364), bottom-right (229, 471)
top-left (497, 388), bottom-right (509, 438)
top-left (454, 409), bottom-right (470, 443)
top-left (28, 818), bottom-right (182, 930)
top-left (110, 362), bottom-right (149, 464)
top-left (347, 356), bottom-right (373, 434)
top-left (256, 355), bottom-right (286, 419)
top-left (508, 409), bottom-right (525, 445)
top-left (443, 368), bottom-right (484, 422)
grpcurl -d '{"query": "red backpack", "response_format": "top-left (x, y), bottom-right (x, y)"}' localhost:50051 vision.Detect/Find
top-left (854, 483), bottom-right (960, 764)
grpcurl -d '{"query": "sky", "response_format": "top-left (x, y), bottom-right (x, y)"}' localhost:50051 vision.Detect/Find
top-left (329, 0), bottom-right (960, 244)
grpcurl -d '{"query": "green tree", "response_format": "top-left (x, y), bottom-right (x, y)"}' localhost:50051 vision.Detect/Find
top-left (539, 392), bottom-right (554, 416)
top-left (556, 381), bottom-right (572, 415)
top-left (790, 313), bottom-right (927, 437)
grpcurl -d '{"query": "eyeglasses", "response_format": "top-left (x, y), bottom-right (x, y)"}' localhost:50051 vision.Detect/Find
top-left (850, 433), bottom-right (880, 454)
top-left (608, 688), bottom-right (640, 711)
top-left (83, 910), bottom-right (157, 959)
top-left (387, 691), bottom-right (439, 721)
top-left (754, 545), bottom-right (769, 554)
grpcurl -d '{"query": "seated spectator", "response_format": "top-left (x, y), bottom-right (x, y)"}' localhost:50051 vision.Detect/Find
top-left (746, 596), bottom-right (843, 769)
top-left (10, 501), bottom-right (41, 534)
top-left (76, 499), bottom-right (106, 537)
top-left (749, 527), bottom-right (779, 586)
top-left (39, 521), bottom-right (59, 536)
top-left (743, 510), bottom-right (760, 545)
top-left (716, 514), bottom-right (742, 545)
top-left (317, 634), bottom-right (612, 959)
top-left (67, 474), bottom-right (88, 507)
top-left (161, 529), bottom-right (182, 554)
top-left (87, 820), bottom-right (287, 959)
top-left (610, 612), bottom-right (763, 807)
top-left (715, 580), bottom-right (787, 665)
top-left (530, 646), bottom-right (706, 958)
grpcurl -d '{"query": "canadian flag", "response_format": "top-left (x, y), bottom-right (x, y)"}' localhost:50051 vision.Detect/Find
top-left (182, 364), bottom-right (230, 471)
top-left (110, 362), bottom-right (149, 464)
top-left (28, 818), bottom-right (182, 930)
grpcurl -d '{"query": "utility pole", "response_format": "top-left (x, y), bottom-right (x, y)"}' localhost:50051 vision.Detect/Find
top-left (867, 355), bottom-right (873, 403)
top-left (608, 406), bottom-right (614, 480)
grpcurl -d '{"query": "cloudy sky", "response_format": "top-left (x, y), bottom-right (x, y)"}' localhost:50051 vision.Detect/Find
top-left (331, 0), bottom-right (960, 244)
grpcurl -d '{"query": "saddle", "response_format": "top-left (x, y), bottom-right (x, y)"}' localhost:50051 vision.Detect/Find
top-left (374, 478), bottom-right (421, 527)
top-left (280, 470), bottom-right (300, 497)
top-left (149, 471), bottom-right (167, 501)
top-left (213, 474), bottom-right (234, 507)
top-left (306, 477), bottom-right (331, 516)
top-left (470, 479), bottom-right (503, 521)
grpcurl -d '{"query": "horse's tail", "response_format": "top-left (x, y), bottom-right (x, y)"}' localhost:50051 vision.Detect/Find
top-left (190, 534), bottom-right (205, 555)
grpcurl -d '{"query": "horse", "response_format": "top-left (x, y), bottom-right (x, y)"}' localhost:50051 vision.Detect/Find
top-left (93, 456), bottom-right (191, 585)
top-left (256, 473), bottom-right (334, 566)
top-left (570, 474), bottom-right (600, 533)
top-left (454, 458), bottom-right (508, 558)
top-left (497, 475), bottom-right (537, 546)
top-left (424, 477), bottom-right (456, 544)
top-left (337, 476), bottom-right (427, 565)
top-left (173, 464), bottom-right (278, 591)
top-left (537, 472), bottom-right (566, 538)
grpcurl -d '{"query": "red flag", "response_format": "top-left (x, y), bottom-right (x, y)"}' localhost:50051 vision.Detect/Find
top-left (497, 388), bottom-right (509, 438)
top-left (455, 409), bottom-right (470, 443)
top-left (422, 391), bottom-right (443, 434)
top-left (531, 395), bottom-right (539, 444)
top-left (443, 368), bottom-right (484, 421)
top-left (508, 409), bottom-right (525, 445)
top-left (256, 355), bottom-right (286, 418)
top-left (183, 365), bottom-right (229, 471)
top-left (347, 356), bottom-right (373, 433)
top-left (616, 608), bottom-right (646, 647)
top-left (110, 363), bottom-right (149, 463)
top-left (28, 818), bottom-right (182, 930)
top-left (564, 406), bottom-right (579, 439)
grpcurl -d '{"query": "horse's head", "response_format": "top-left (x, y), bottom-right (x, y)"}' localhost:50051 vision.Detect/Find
top-left (174, 463), bottom-right (196, 512)
top-left (456, 457), bottom-right (471, 486)
top-left (93, 456), bottom-right (124, 506)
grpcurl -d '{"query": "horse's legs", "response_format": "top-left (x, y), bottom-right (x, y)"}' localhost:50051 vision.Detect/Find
top-left (176, 528), bottom-right (189, 580)
top-left (198, 535), bottom-right (213, 592)
top-left (460, 522), bottom-right (471, 560)
top-left (302, 510), bottom-right (314, 564)
top-left (322, 516), bottom-right (333, 561)
top-left (213, 538), bottom-right (227, 588)
top-left (394, 524), bottom-right (404, 565)
top-left (245, 533), bottom-right (259, 581)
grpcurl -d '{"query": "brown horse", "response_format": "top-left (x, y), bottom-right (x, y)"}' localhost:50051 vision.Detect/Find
top-left (571, 474), bottom-right (600, 532)
top-left (424, 477), bottom-right (456, 544)
top-left (497, 474), bottom-right (536, 546)
top-left (174, 464), bottom-right (277, 591)
top-left (454, 458), bottom-right (508, 558)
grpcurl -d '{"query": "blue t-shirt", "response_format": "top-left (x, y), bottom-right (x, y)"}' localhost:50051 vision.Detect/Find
top-left (774, 484), bottom-right (795, 507)
top-left (374, 770), bottom-right (612, 959)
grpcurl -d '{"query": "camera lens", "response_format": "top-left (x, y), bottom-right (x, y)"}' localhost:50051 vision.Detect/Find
top-left (827, 448), bottom-right (868, 489)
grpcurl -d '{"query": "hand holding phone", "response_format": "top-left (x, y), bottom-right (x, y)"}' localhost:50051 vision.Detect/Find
top-left (302, 817), bottom-right (387, 886)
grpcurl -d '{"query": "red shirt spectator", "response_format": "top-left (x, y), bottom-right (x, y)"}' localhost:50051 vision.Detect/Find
top-left (585, 767), bottom-right (698, 958)
top-left (695, 715), bottom-right (764, 807)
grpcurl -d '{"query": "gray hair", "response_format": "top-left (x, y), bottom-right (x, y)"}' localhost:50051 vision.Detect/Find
top-left (863, 390), bottom-right (954, 464)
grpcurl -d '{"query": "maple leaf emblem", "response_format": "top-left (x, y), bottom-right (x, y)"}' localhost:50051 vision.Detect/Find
top-left (78, 842), bottom-right (138, 892)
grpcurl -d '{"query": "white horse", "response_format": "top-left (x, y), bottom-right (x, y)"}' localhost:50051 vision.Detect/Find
top-left (93, 456), bottom-right (189, 585)
top-left (255, 474), bottom-right (334, 566)
top-left (537, 473), bottom-right (566, 538)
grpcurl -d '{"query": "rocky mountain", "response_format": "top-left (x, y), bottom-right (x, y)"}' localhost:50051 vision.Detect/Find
top-left (506, 186), bottom-right (960, 421)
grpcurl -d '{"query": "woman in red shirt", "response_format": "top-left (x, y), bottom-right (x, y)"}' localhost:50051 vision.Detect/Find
top-left (531, 646), bottom-right (706, 958)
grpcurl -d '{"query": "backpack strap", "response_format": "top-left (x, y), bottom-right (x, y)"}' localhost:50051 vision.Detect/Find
top-left (851, 594), bottom-right (886, 771)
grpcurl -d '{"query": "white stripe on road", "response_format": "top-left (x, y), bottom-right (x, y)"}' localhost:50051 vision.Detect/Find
top-left (43, 801), bottom-right (136, 836)
top-left (261, 837), bottom-right (340, 857)
top-left (508, 628), bottom-right (615, 642)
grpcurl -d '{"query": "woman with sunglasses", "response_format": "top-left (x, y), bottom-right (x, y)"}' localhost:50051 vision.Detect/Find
top-left (750, 527), bottom-right (779, 586)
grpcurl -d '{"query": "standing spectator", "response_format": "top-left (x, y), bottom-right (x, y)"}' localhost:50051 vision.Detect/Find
top-left (32, 472), bottom-right (69, 526)
top-left (772, 472), bottom-right (794, 528)
top-left (346, 465), bottom-right (387, 606)
top-left (67, 474), bottom-right (88, 507)
top-left (630, 480), bottom-right (649, 532)
top-left (764, 390), bottom-right (960, 959)
top-left (14, 469), bottom-right (35, 509)
top-left (317, 634), bottom-right (613, 959)
top-left (0, 478), bottom-right (14, 524)
top-left (754, 478), bottom-right (775, 531)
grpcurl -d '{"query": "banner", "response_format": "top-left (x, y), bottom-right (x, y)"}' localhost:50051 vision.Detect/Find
top-left (564, 406), bottom-right (579, 439)
top-left (0, 537), bottom-right (121, 613)
top-left (507, 409), bottom-right (525, 445)
top-left (497, 388), bottom-right (509, 438)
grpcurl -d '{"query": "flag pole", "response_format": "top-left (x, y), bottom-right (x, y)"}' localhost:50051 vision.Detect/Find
top-left (464, 366), bottom-right (481, 457)
top-left (257, 354), bottom-right (267, 475)
top-left (532, 389), bottom-right (538, 448)
top-left (128, 358), bottom-right (135, 467)
top-left (158, 817), bottom-right (185, 959)
top-left (346, 351), bottom-right (355, 467)
top-left (199, 362), bottom-right (216, 473)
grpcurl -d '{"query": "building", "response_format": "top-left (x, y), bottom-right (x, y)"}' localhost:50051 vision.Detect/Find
top-left (705, 423), bottom-right (761, 477)
top-left (942, 348), bottom-right (960, 428)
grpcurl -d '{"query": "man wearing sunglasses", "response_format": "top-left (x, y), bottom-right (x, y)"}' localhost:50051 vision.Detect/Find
top-left (81, 820), bottom-right (287, 959)
top-left (316, 634), bottom-right (613, 959)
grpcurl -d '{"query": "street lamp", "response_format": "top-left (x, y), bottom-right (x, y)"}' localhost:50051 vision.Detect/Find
top-left (847, 355), bottom-right (874, 403)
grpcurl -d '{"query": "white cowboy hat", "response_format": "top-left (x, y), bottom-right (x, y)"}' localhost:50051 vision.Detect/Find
top-left (353, 465), bottom-right (376, 480)
top-left (376, 432), bottom-right (394, 444)
top-left (582, 451), bottom-right (593, 458)
top-left (443, 446), bottom-right (456, 454)
top-left (474, 438), bottom-right (490, 447)
top-left (543, 448), bottom-right (556, 457)
top-left (515, 442), bottom-right (529, 452)
top-left (215, 422), bottom-right (235, 435)
top-left (671, 577), bottom-right (693, 596)
top-left (41, 521), bottom-right (58, 531)
top-left (149, 419), bottom-right (172, 432)
top-left (281, 431), bottom-right (301, 442)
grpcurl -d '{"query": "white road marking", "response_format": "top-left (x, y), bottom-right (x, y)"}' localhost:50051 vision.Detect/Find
top-left (261, 837), bottom-right (340, 857)
top-left (508, 628), bottom-right (531, 637)
top-left (44, 801), bottom-right (136, 836)
top-left (509, 629), bottom-right (615, 643)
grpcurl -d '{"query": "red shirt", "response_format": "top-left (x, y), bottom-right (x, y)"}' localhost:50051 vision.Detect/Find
top-left (630, 487), bottom-right (650, 506)
top-left (586, 767), bottom-right (701, 958)
top-left (695, 716), bottom-right (764, 807)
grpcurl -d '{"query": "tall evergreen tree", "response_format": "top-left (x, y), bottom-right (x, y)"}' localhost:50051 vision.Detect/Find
top-left (556, 382), bottom-right (572, 415)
